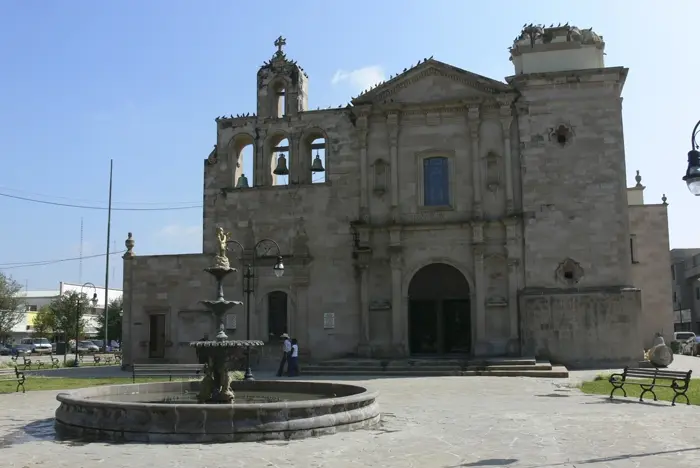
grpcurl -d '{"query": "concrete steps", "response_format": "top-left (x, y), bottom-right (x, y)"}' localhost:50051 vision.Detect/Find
top-left (302, 357), bottom-right (569, 378)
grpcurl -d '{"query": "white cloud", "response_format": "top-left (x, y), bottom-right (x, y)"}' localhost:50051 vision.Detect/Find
top-left (331, 65), bottom-right (386, 93)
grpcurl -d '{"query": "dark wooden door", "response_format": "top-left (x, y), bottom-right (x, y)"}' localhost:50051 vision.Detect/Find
top-left (148, 314), bottom-right (166, 359)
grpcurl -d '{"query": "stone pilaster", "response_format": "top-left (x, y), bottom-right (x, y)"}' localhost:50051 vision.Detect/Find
top-left (468, 106), bottom-right (482, 218)
top-left (254, 130), bottom-right (266, 187)
top-left (357, 109), bottom-right (370, 222)
top-left (389, 248), bottom-right (403, 354)
top-left (292, 276), bottom-right (310, 350)
top-left (121, 233), bottom-right (135, 370)
top-left (472, 221), bottom-right (486, 355)
top-left (387, 112), bottom-right (400, 220)
top-left (504, 217), bottom-right (521, 354)
top-left (290, 133), bottom-right (309, 185)
top-left (500, 105), bottom-right (514, 214)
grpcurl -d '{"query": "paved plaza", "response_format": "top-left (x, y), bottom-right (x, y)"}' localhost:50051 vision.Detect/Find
top-left (2, 358), bottom-right (700, 467)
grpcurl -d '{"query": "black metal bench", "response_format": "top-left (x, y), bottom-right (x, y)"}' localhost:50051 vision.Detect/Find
top-left (20, 356), bottom-right (32, 370)
top-left (131, 363), bottom-right (205, 383)
top-left (49, 354), bottom-right (60, 369)
top-left (0, 367), bottom-right (26, 393)
top-left (609, 366), bottom-right (693, 406)
top-left (93, 354), bottom-right (117, 366)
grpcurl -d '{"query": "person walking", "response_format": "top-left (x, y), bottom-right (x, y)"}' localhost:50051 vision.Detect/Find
top-left (288, 338), bottom-right (299, 377)
top-left (276, 333), bottom-right (292, 377)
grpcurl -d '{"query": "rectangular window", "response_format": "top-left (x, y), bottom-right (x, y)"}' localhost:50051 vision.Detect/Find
top-left (696, 287), bottom-right (699, 300)
top-left (674, 292), bottom-right (677, 304)
top-left (423, 157), bottom-right (449, 206)
top-left (672, 265), bottom-right (676, 281)
top-left (629, 235), bottom-right (638, 264)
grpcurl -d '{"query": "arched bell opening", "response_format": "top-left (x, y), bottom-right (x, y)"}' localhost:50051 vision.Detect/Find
top-left (300, 130), bottom-right (328, 185)
top-left (407, 263), bottom-right (471, 355)
top-left (271, 80), bottom-right (286, 118)
top-left (230, 133), bottom-right (254, 189)
top-left (268, 134), bottom-right (290, 186)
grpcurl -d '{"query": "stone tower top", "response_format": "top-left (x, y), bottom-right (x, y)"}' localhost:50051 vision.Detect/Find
top-left (509, 24), bottom-right (605, 75)
top-left (256, 36), bottom-right (309, 118)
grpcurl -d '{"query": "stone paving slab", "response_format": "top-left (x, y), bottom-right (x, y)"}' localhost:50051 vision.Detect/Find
top-left (3, 373), bottom-right (700, 467)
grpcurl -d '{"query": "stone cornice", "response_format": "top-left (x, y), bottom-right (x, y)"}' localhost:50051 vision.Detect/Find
top-left (506, 66), bottom-right (628, 89)
top-left (352, 59), bottom-right (513, 105)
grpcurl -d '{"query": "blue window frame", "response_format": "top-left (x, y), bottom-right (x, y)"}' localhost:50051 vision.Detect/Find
top-left (423, 157), bottom-right (450, 206)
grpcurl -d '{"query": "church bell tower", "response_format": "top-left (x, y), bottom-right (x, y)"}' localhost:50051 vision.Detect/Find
top-left (257, 36), bottom-right (308, 119)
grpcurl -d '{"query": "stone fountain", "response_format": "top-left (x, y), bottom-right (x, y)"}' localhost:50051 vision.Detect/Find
top-left (188, 227), bottom-right (263, 403)
top-left (53, 228), bottom-right (380, 443)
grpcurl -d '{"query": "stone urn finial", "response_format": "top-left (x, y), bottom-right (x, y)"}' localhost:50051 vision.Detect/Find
top-left (635, 170), bottom-right (643, 187)
top-left (123, 232), bottom-right (135, 259)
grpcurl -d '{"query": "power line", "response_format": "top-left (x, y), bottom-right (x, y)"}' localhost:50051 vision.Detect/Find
top-left (0, 185), bottom-right (200, 206)
top-left (0, 192), bottom-right (202, 211)
top-left (0, 250), bottom-right (126, 270)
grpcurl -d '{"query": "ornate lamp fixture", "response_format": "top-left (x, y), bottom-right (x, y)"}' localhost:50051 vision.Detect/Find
top-left (683, 120), bottom-right (700, 195)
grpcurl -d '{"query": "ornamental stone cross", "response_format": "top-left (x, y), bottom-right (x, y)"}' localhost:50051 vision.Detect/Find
top-left (274, 36), bottom-right (286, 54)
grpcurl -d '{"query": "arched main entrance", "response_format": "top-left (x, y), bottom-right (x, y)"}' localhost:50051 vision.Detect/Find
top-left (408, 263), bottom-right (471, 355)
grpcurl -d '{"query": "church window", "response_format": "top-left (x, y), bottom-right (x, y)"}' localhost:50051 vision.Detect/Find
top-left (300, 131), bottom-right (327, 185)
top-left (272, 82), bottom-right (286, 118)
top-left (267, 291), bottom-right (288, 340)
top-left (630, 235), bottom-right (639, 264)
top-left (423, 157), bottom-right (450, 206)
top-left (231, 134), bottom-right (254, 189)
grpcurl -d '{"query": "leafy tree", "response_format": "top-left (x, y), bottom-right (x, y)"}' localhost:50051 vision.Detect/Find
top-left (0, 272), bottom-right (24, 341)
top-left (32, 305), bottom-right (56, 338)
top-left (48, 291), bottom-right (89, 343)
top-left (96, 297), bottom-right (123, 344)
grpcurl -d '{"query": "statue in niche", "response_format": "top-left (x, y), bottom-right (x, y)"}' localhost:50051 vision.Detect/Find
top-left (372, 159), bottom-right (389, 195)
top-left (484, 151), bottom-right (501, 192)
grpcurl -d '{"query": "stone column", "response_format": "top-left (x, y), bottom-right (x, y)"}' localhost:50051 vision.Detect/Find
top-left (468, 106), bottom-right (482, 218)
top-left (472, 221), bottom-right (486, 355)
top-left (387, 112), bottom-right (400, 220)
top-left (255, 132), bottom-right (266, 187)
top-left (122, 233), bottom-right (136, 370)
top-left (355, 263), bottom-right (371, 356)
top-left (504, 218), bottom-right (520, 354)
top-left (357, 109), bottom-right (371, 222)
top-left (291, 133), bottom-right (309, 185)
top-left (390, 250), bottom-right (403, 354)
top-left (500, 105), bottom-right (514, 214)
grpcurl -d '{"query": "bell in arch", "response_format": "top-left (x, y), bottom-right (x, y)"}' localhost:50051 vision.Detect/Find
top-left (236, 173), bottom-right (249, 188)
top-left (311, 152), bottom-right (325, 173)
top-left (273, 153), bottom-right (289, 175)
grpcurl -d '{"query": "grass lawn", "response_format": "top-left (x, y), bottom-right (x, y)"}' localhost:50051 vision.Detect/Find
top-left (0, 376), bottom-right (183, 393)
top-left (580, 375), bottom-right (700, 405)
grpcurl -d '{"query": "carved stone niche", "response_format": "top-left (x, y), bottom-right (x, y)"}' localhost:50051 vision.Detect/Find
top-left (555, 258), bottom-right (584, 286)
top-left (372, 159), bottom-right (389, 195)
top-left (484, 151), bottom-right (501, 192)
top-left (549, 124), bottom-right (574, 147)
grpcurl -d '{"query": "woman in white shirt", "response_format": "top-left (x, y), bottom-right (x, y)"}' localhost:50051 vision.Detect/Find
top-left (289, 338), bottom-right (299, 377)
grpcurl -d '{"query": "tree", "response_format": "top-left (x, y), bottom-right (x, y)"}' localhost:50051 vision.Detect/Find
top-left (32, 305), bottom-right (56, 338)
top-left (0, 272), bottom-right (24, 341)
top-left (96, 297), bottom-right (123, 344)
top-left (48, 291), bottom-right (89, 343)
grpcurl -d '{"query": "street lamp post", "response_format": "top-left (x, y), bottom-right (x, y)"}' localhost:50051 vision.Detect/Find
top-left (226, 238), bottom-right (285, 381)
top-left (74, 282), bottom-right (98, 368)
top-left (682, 120), bottom-right (700, 195)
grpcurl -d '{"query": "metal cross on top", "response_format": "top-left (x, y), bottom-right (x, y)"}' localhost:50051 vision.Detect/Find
top-left (274, 36), bottom-right (287, 54)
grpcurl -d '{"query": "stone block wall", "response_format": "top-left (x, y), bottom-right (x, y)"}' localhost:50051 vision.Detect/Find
top-left (629, 204), bottom-right (674, 346)
top-left (519, 287), bottom-right (642, 368)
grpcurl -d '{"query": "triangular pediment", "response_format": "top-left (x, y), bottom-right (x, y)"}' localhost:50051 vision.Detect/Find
top-left (351, 59), bottom-right (512, 105)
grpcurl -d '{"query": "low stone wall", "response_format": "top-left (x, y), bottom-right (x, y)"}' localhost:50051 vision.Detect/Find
top-left (54, 380), bottom-right (380, 443)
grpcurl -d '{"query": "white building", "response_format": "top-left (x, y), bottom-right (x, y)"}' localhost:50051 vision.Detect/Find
top-left (9, 282), bottom-right (123, 341)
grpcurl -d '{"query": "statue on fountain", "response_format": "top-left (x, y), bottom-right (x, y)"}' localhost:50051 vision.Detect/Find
top-left (214, 226), bottom-right (232, 269)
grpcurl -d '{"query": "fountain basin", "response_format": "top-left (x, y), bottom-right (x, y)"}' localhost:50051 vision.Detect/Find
top-left (54, 380), bottom-right (380, 443)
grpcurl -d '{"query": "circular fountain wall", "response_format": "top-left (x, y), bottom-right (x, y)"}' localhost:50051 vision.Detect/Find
top-left (54, 380), bottom-right (380, 443)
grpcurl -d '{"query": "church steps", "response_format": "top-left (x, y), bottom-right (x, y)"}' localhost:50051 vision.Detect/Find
top-left (301, 358), bottom-right (568, 378)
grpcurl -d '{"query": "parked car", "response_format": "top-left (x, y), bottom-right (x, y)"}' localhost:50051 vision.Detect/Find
top-left (20, 337), bottom-right (52, 355)
top-left (10, 344), bottom-right (32, 356)
top-left (72, 341), bottom-right (99, 354)
top-left (91, 340), bottom-right (120, 352)
top-left (0, 344), bottom-right (10, 355)
top-left (674, 331), bottom-right (697, 355)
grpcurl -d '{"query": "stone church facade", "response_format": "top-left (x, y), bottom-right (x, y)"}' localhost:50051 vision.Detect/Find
top-left (121, 25), bottom-right (673, 369)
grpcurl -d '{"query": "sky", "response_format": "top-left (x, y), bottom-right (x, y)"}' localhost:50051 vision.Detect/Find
top-left (0, 0), bottom-right (698, 290)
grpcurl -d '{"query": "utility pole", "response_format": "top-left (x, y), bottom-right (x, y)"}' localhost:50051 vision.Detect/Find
top-left (103, 159), bottom-right (113, 352)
